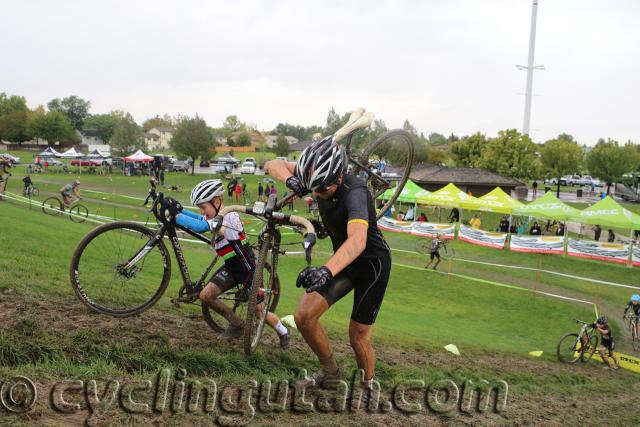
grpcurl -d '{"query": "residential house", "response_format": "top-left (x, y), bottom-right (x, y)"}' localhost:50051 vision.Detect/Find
top-left (145, 127), bottom-right (176, 150)
top-left (264, 135), bottom-right (298, 148)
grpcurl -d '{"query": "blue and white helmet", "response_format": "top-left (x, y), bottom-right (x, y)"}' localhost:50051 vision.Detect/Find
top-left (190, 179), bottom-right (224, 205)
top-left (631, 294), bottom-right (640, 302)
top-left (294, 136), bottom-right (347, 191)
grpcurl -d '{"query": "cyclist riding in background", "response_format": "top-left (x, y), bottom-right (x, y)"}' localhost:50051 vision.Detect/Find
top-left (22, 174), bottom-right (34, 194)
top-left (623, 294), bottom-right (640, 337)
top-left (591, 315), bottom-right (620, 370)
top-left (60, 179), bottom-right (81, 206)
top-left (265, 136), bottom-right (392, 393)
top-left (166, 179), bottom-right (292, 349)
top-left (424, 234), bottom-right (444, 270)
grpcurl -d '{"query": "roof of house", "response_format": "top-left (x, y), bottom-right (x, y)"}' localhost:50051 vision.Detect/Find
top-left (289, 140), bottom-right (314, 151)
top-left (409, 163), bottom-right (525, 187)
top-left (155, 127), bottom-right (176, 133)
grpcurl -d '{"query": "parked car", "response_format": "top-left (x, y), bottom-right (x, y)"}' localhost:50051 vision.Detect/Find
top-left (199, 160), bottom-right (210, 167)
top-left (212, 163), bottom-right (230, 174)
top-left (169, 160), bottom-right (189, 172)
top-left (240, 161), bottom-right (256, 174)
top-left (275, 156), bottom-right (288, 161)
top-left (70, 159), bottom-right (102, 167)
top-left (0, 153), bottom-right (20, 164)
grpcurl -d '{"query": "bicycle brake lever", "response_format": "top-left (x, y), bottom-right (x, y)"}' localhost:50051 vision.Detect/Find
top-left (302, 233), bottom-right (316, 266)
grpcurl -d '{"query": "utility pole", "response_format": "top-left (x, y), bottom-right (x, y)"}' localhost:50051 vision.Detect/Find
top-left (517, 0), bottom-right (544, 136)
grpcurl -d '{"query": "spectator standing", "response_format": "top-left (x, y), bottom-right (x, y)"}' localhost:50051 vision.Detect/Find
top-left (469, 214), bottom-right (481, 229)
top-left (529, 222), bottom-right (542, 235)
top-left (258, 182), bottom-right (264, 201)
top-left (607, 229), bottom-right (615, 243)
top-left (270, 185), bottom-right (277, 196)
top-left (594, 224), bottom-right (602, 241)
top-left (405, 206), bottom-right (415, 221)
top-left (555, 222), bottom-right (565, 236)
top-left (234, 182), bottom-right (242, 203)
top-left (532, 180), bottom-right (538, 198)
top-left (418, 212), bottom-right (428, 222)
top-left (448, 207), bottom-right (460, 223)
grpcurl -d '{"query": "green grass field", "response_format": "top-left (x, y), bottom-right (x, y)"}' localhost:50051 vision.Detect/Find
top-left (2, 158), bottom-right (640, 425)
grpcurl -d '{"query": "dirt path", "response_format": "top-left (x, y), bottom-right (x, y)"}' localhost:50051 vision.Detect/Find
top-left (1, 291), bottom-right (638, 426)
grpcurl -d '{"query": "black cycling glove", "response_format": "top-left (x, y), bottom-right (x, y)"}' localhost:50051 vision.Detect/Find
top-left (296, 266), bottom-right (333, 293)
top-left (286, 176), bottom-right (309, 197)
top-left (162, 197), bottom-right (183, 217)
top-left (309, 219), bottom-right (328, 239)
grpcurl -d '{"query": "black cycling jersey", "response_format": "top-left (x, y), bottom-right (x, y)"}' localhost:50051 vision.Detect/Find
top-left (317, 174), bottom-right (390, 259)
top-left (592, 323), bottom-right (614, 346)
top-left (624, 302), bottom-right (640, 317)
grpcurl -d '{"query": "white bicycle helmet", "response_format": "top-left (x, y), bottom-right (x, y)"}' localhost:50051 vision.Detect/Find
top-left (190, 179), bottom-right (224, 205)
top-left (294, 136), bottom-right (347, 191)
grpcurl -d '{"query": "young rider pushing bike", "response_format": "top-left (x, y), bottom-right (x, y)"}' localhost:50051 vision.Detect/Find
top-left (265, 136), bottom-right (392, 391)
top-left (623, 294), bottom-right (640, 338)
top-left (424, 234), bottom-right (444, 270)
top-left (163, 179), bottom-right (292, 349)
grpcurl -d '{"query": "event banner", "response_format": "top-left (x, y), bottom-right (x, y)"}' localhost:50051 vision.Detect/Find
top-left (509, 235), bottom-right (565, 254)
top-left (377, 217), bottom-right (456, 240)
top-left (458, 225), bottom-right (507, 249)
top-left (567, 239), bottom-right (640, 266)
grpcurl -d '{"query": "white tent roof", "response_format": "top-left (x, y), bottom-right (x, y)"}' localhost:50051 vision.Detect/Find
top-left (124, 149), bottom-right (154, 162)
top-left (59, 147), bottom-right (83, 158)
top-left (86, 149), bottom-right (111, 159)
top-left (38, 147), bottom-right (62, 157)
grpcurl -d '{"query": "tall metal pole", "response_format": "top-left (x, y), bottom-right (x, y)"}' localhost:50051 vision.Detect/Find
top-left (522, 0), bottom-right (539, 135)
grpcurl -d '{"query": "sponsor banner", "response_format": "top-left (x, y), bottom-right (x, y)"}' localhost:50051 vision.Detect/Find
top-left (509, 235), bottom-right (565, 254)
top-left (567, 239), bottom-right (640, 266)
top-left (591, 351), bottom-right (640, 374)
top-left (377, 217), bottom-right (455, 240)
top-left (458, 225), bottom-right (507, 249)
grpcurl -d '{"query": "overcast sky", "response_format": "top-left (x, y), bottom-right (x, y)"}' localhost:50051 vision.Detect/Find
top-left (2, 0), bottom-right (638, 144)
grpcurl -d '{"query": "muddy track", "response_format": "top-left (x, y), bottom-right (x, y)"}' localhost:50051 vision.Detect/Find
top-left (1, 291), bottom-right (639, 426)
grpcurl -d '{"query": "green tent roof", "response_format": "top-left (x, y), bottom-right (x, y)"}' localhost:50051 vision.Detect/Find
top-left (379, 179), bottom-right (429, 203)
top-left (416, 182), bottom-right (476, 208)
top-left (513, 191), bottom-right (581, 220)
top-left (574, 196), bottom-right (640, 230)
top-left (461, 187), bottom-right (524, 214)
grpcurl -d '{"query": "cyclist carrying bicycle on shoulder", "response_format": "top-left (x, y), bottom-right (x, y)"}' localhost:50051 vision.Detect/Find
top-left (424, 234), bottom-right (444, 270)
top-left (60, 179), bottom-right (81, 206)
top-left (265, 136), bottom-right (392, 391)
top-left (165, 179), bottom-right (292, 349)
top-left (623, 294), bottom-right (640, 338)
top-left (591, 315), bottom-right (620, 370)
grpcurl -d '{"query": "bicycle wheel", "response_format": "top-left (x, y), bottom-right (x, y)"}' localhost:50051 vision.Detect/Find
top-left (243, 240), bottom-right (279, 355)
top-left (580, 332), bottom-right (598, 362)
top-left (414, 239), bottom-right (430, 255)
top-left (632, 322), bottom-right (639, 352)
top-left (70, 221), bottom-right (171, 316)
top-left (556, 333), bottom-right (582, 363)
top-left (201, 287), bottom-right (250, 333)
top-left (351, 129), bottom-right (414, 220)
top-left (42, 197), bottom-right (63, 216)
top-left (69, 204), bottom-right (88, 223)
top-left (441, 244), bottom-right (456, 260)
top-left (32, 187), bottom-right (39, 196)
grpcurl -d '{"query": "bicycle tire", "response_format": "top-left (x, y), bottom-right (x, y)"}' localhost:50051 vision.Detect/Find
top-left (356, 129), bottom-right (414, 220)
top-left (580, 332), bottom-right (598, 362)
top-left (201, 288), bottom-right (250, 333)
top-left (243, 239), bottom-right (277, 355)
top-left (69, 221), bottom-right (171, 317)
top-left (632, 322), bottom-right (639, 352)
top-left (441, 244), bottom-right (456, 260)
top-left (414, 239), bottom-right (430, 255)
top-left (556, 332), bottom-right (582, 363)
top-left (42, 197), bottom-right (63, 216)
top-left (69, 204), bottom-right (88, 223)
top-left (32, 187), bottom-right (39, 197)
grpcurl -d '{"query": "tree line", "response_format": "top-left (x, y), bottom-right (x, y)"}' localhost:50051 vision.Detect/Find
top-left (1, 91), bottom-right (638, 188)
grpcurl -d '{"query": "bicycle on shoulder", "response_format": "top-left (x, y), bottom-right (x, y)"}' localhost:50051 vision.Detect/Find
top-left (329, 108), bottom-right (415, 220)
top-left (415, 236), bottom-right (455, 260)
top-left (556, 319), bottom-right (599, 364)
top-left (69, 192), bottom-right (317, 355)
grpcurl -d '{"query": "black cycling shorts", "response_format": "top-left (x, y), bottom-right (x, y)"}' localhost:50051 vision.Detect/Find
top-left (316, 255), bottom-right (391, 325)
top-left (430, 250), bottom-right (440, 260)
top-left (208, 265), bottom-right (263, 304)
top-left (601, 339), bottom-right (615, 351)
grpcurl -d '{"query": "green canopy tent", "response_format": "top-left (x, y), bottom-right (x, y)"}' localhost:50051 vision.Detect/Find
top-left (416, 182), bottom-right (476, 208)
top-left (379, 179), bottom-right (430, 203)
top-left (573, 196), bottom-right (640, 229)
top-left (513, 191), bottom-right (581, 220)
top-left (461, 186), bottom-right (524, 214)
